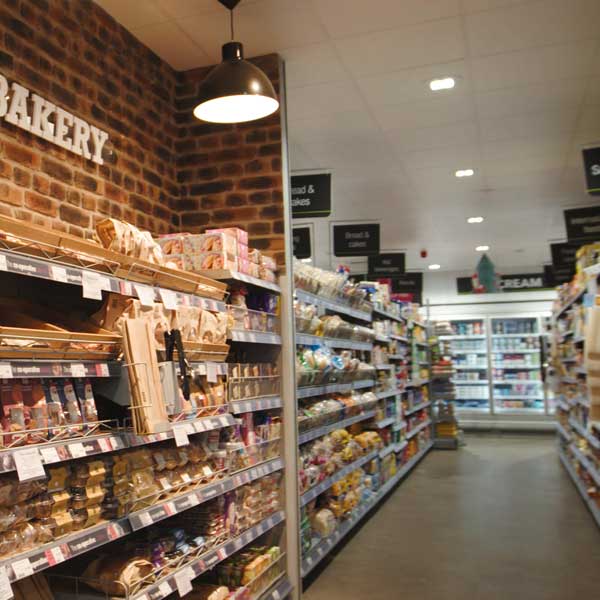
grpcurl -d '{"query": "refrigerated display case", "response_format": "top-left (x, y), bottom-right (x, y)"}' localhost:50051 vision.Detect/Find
top-left (440, 315), bottom-right (552, 417)
top-left (442, 319), bottom-right (490, 412)
top-left (491, 317), bottom-right (544, 413)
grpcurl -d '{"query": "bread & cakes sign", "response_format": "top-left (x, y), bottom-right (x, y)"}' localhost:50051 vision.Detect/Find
top-left (0, 75), bottom-right (109, 165)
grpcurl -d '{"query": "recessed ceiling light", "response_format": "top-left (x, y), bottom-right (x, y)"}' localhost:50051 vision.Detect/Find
top-left (300, 258), bottom-right (312, 263)
top-left (467, 216), bottom-right (484, 224)
top-left (429, 77), bottom-right (455, 91)
top-left (476, 245), bottom-right (489, 252)
top-left (455, 169), bottom-right (474, 178)
top-left (428, 264), bottom-right (441, 270)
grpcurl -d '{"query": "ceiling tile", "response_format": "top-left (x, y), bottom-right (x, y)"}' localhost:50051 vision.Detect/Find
top-left (95, 0), bottom-right (167, 28)
top-left (480, 109), bottom-right (577, 142)
top-left (471, 40), bottom-right (598, 91)
top-left (475, 79), bottom-right (586, 120)
top-left (288, 110), bottom-right (380, 146)
top-left (153, 0), bottom-right (224, 19)
top-left (356, 60), bottom-right (470, 107)
top-left (286, 81), bottom-right (366, 120)
top-left (131, 22), bottom-right (210, 70)
top-left (466, 0), bottom-right (600, 57)
top-left (387, 120), bottom-right (480, 153)
top-left (373, 95), bottom-right (474, 132)
top-left (314, 0), bottom-right (460, 38)
top-left (177, 0), bottom-right (328, 64)
top-left (461, 0), bottom-right (532, 14)
top-left (281, 43), bottom-right (347, 88)
top-left (334, 17), bottom-right (465, 77)
top-left (400, 145), bottom-right (480, 169)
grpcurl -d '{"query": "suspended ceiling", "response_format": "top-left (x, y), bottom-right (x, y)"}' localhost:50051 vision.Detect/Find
top-left (96, 0), bottom-right (600, 273)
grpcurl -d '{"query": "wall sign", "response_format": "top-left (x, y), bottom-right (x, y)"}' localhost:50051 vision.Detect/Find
top-left (292, 227), bottom-right (311, 259)
top-left (582, 148), bottom-right (600, 195)
top-left (0, 74), bottom-right (109, 165)
top-left (564, 205), bottom-right (600, 242)
top-left (368, 253), bottom-right (405, 277)
top-left (291, 174), bottom-right (331, 218)
top-left (459, 272), bottom-right (554, 293)
top-left (333, 223), bottom-right (380, 257)
top-left (551, 241), bottom-right (581, 284)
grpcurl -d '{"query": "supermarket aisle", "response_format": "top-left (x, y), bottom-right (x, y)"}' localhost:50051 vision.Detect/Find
top-left (303, 435), bottom-right (600, 600)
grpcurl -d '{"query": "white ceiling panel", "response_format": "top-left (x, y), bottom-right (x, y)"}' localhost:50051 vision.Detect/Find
top-left (314, 0), bottom-right (461, 38)
top-left (334, 18), bottom-right (465, 77)
top-left (471, 40), bottom-right (598, 91)
top-left (97, 0), bottom-right (600, 272)
top-left (466, 0), bottom-right (600, 57)
top-left (280, 43), bottom-right (347, 89)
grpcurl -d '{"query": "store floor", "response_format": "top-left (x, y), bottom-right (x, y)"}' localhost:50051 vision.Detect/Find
top-left (303, 434), bottom-right (600, 600)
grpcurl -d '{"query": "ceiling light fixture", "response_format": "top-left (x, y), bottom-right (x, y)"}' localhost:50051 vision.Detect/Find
top-left (428, 264), bottom-right (441, 270)
top-left (455, 169), bottom-right (474, 178)
top-left (476, 245), bottom-right (489, 252)
top-left (429, 77), bottom-right (455, 91)
top-left (194, 0), bottom-right (279, 124)
top-left (467, 216), bottom-right (484, 224)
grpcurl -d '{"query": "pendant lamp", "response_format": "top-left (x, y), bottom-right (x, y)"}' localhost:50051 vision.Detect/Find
top-left (193, 0), bottom-right (279, 124)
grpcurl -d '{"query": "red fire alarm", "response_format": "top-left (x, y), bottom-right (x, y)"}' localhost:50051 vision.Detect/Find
top-left (420, 249), bottom-right (428, 258)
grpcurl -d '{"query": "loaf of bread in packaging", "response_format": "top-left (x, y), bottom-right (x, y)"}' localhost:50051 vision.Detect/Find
top-left (83, 555), bottom-right (155, 596)
top-left (95, 218), bottom-right (164, 265)
top-left (198, 310), bottom-right (228, 345)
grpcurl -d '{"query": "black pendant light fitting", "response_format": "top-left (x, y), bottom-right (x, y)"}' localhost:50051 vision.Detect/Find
top-left (193, 0), bottom-right (279, 124)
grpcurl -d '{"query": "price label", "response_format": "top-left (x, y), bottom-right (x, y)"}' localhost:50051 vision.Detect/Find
top-left (138, 512), bottom-right (153, 528)
top-left (184, 422), bottom-right (195, 435)
top-left (158, 581), bottom-right (172, 597)
top-left (233, 538), bottom-right (243, 550)
top-left (218, 415), bottom-right (230, 427)
top-left (164, 501), bottom-right (175, 516)
top-left (273, 590), bottom-right (281, 600)
top-left (120, 280), bottom-right (133, 296)
top-left (217, 548), bottom-right (227, 561)
top-left (159, 288), bottom-right (178, 310)
top-left (134, 283), bottom-right (155, 307)
top-left (11, 558), bottom-right (33, 580)
top-left (181, 473), bottom-right (192, 483)
top-left (69, 443), bottom-right (87, 458)
top-left (98, 363), bottom-right (110, 377)
top-left (107, 523), bottom-right (122, 540)
top-left (173, 424), bottom-right (190, 447)
top-left (206, 362), bottom-right (217, 383)
top-left (0, 364), bottom-right (13, 379)
top-left (98, 437), bottom-right (113, 453)
top-left (82, 270), bottom-right (103, 300)
top-left (0, 567), bottom-right (13, 600)
top-left (45, 546), bottom-right (66, 566)
top-left (194, 420), bottom-right (206, 433)
top-left (13, 447), bottom-right (45, 481)
top-left (70, 363), bottom-right (86, 378)
top-left (189, 493), bottom-right (200, 507)
top-left (181, 294), bottom-right (190, 306)
top-left (202, 465), bottom-right (213, 477)
top-left (39, 446), bottom-right (61, 464)
top-left (98, 275), bottom-right (111, 291)
top-left (174, 567), bottom-right (193, 596)
top-left (159, 478), bottom-right (171, 490)
top-left (50, 265), bottom-right (68, 283)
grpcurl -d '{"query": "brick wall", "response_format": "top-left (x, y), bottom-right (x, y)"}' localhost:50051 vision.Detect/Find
top-left (175, 55), bottom-right (285, 266)
top-left (0, 0), bottom-right (286, 266)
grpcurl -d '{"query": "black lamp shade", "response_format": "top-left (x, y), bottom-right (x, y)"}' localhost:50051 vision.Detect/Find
top-left (194, 42), bottom-right (279, 124)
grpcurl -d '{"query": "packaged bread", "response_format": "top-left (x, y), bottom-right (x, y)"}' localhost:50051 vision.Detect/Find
top-left (95, 218), bottom-right (164, 265)
top-left (83, 555), bottom-right (155, 596)
top-left (184, 233), bottom-right (237, 256)
top-left (206, 227), bottom-right (248, 245)
top-left (186, 252), bottom-right (237, 271)
top-left (260, 254), bottom-right (277, 271)
top-left (248, 248), bottom-right (261, 264)
top-left (198, 311), bottom-right (228, 345)
top-left (173, 306), bottom-right (201, 341)
top-left (156, 233), bottom-right (188, 255)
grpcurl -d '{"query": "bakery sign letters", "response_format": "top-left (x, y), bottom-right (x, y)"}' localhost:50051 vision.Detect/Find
top-left (0, 74), bottom-right (109, 165)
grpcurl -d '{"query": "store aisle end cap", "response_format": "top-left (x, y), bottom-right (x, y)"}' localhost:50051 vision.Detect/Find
top-left (194, 0), bottom-right (279, 124)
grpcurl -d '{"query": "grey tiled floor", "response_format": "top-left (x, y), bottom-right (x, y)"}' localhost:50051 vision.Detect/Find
top-left (303, 434), bottom-right (600, 600)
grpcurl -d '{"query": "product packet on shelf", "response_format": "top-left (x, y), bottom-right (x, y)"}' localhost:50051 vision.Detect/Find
top-left (206, 227), bottom-right (249, 246)
top-left (248, 248), bottom-right (261, 264)
top-left (185, 252), bottom-right (238, 272)
top-left (156, 233), bottom-right (189, 255)
top-left (260, 254), bottom-right (277, 272)
top-left (184, 232), bottom-right (238, 256)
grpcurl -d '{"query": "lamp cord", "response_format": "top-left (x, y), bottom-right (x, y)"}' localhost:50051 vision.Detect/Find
top-left (230, 9), bottom-right (234, 40)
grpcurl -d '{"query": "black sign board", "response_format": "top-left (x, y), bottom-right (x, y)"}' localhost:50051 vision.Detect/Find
top-left (582, 148), bottom-right (600, 195)
top-left (291, 174), bottom-right (331, 218)
top-left (333, 223), bottom-right (380, 257)
top-left (456, 277), bottom-right (472, 294)
top-left (564, 205), bottom-right (600, 242)
top-left (368, 253), bottom-right (405, 277)
top-left (292, 227), bottom-right (311, 259)
top-left (551, 241), bottom-right (581, 284)
top-left (501, 273), bottom-right (547, 291)
top-left (388, 273), bottom-right (423, 304)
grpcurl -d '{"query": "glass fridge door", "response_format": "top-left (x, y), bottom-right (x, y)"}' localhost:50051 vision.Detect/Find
top-left (490, 316), bottom-right (544, 413)
top-left (446, 318), bottom-right (490, 413)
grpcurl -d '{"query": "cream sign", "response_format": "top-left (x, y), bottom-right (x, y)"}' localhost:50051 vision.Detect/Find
top-left (0, 75), bottom-right (109, 165)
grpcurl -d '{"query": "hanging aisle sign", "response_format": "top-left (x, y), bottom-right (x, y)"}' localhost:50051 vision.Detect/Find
top-left (0, 74), bottom-right (109, 165)
top-left (333, 223), bottom-right (380, 257)
top-left (368, 253), bottom-right (405, 277)
top-left (582, 148), bottom-right (600, 195)
top-left (551, 241), bottom-right (581, 284)
top-left (291, 174), bottom-right (331, 218)
top-left (564, 205), bottom-right (600, 242)
top-left (292, 227), bottom-right (311, 259)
